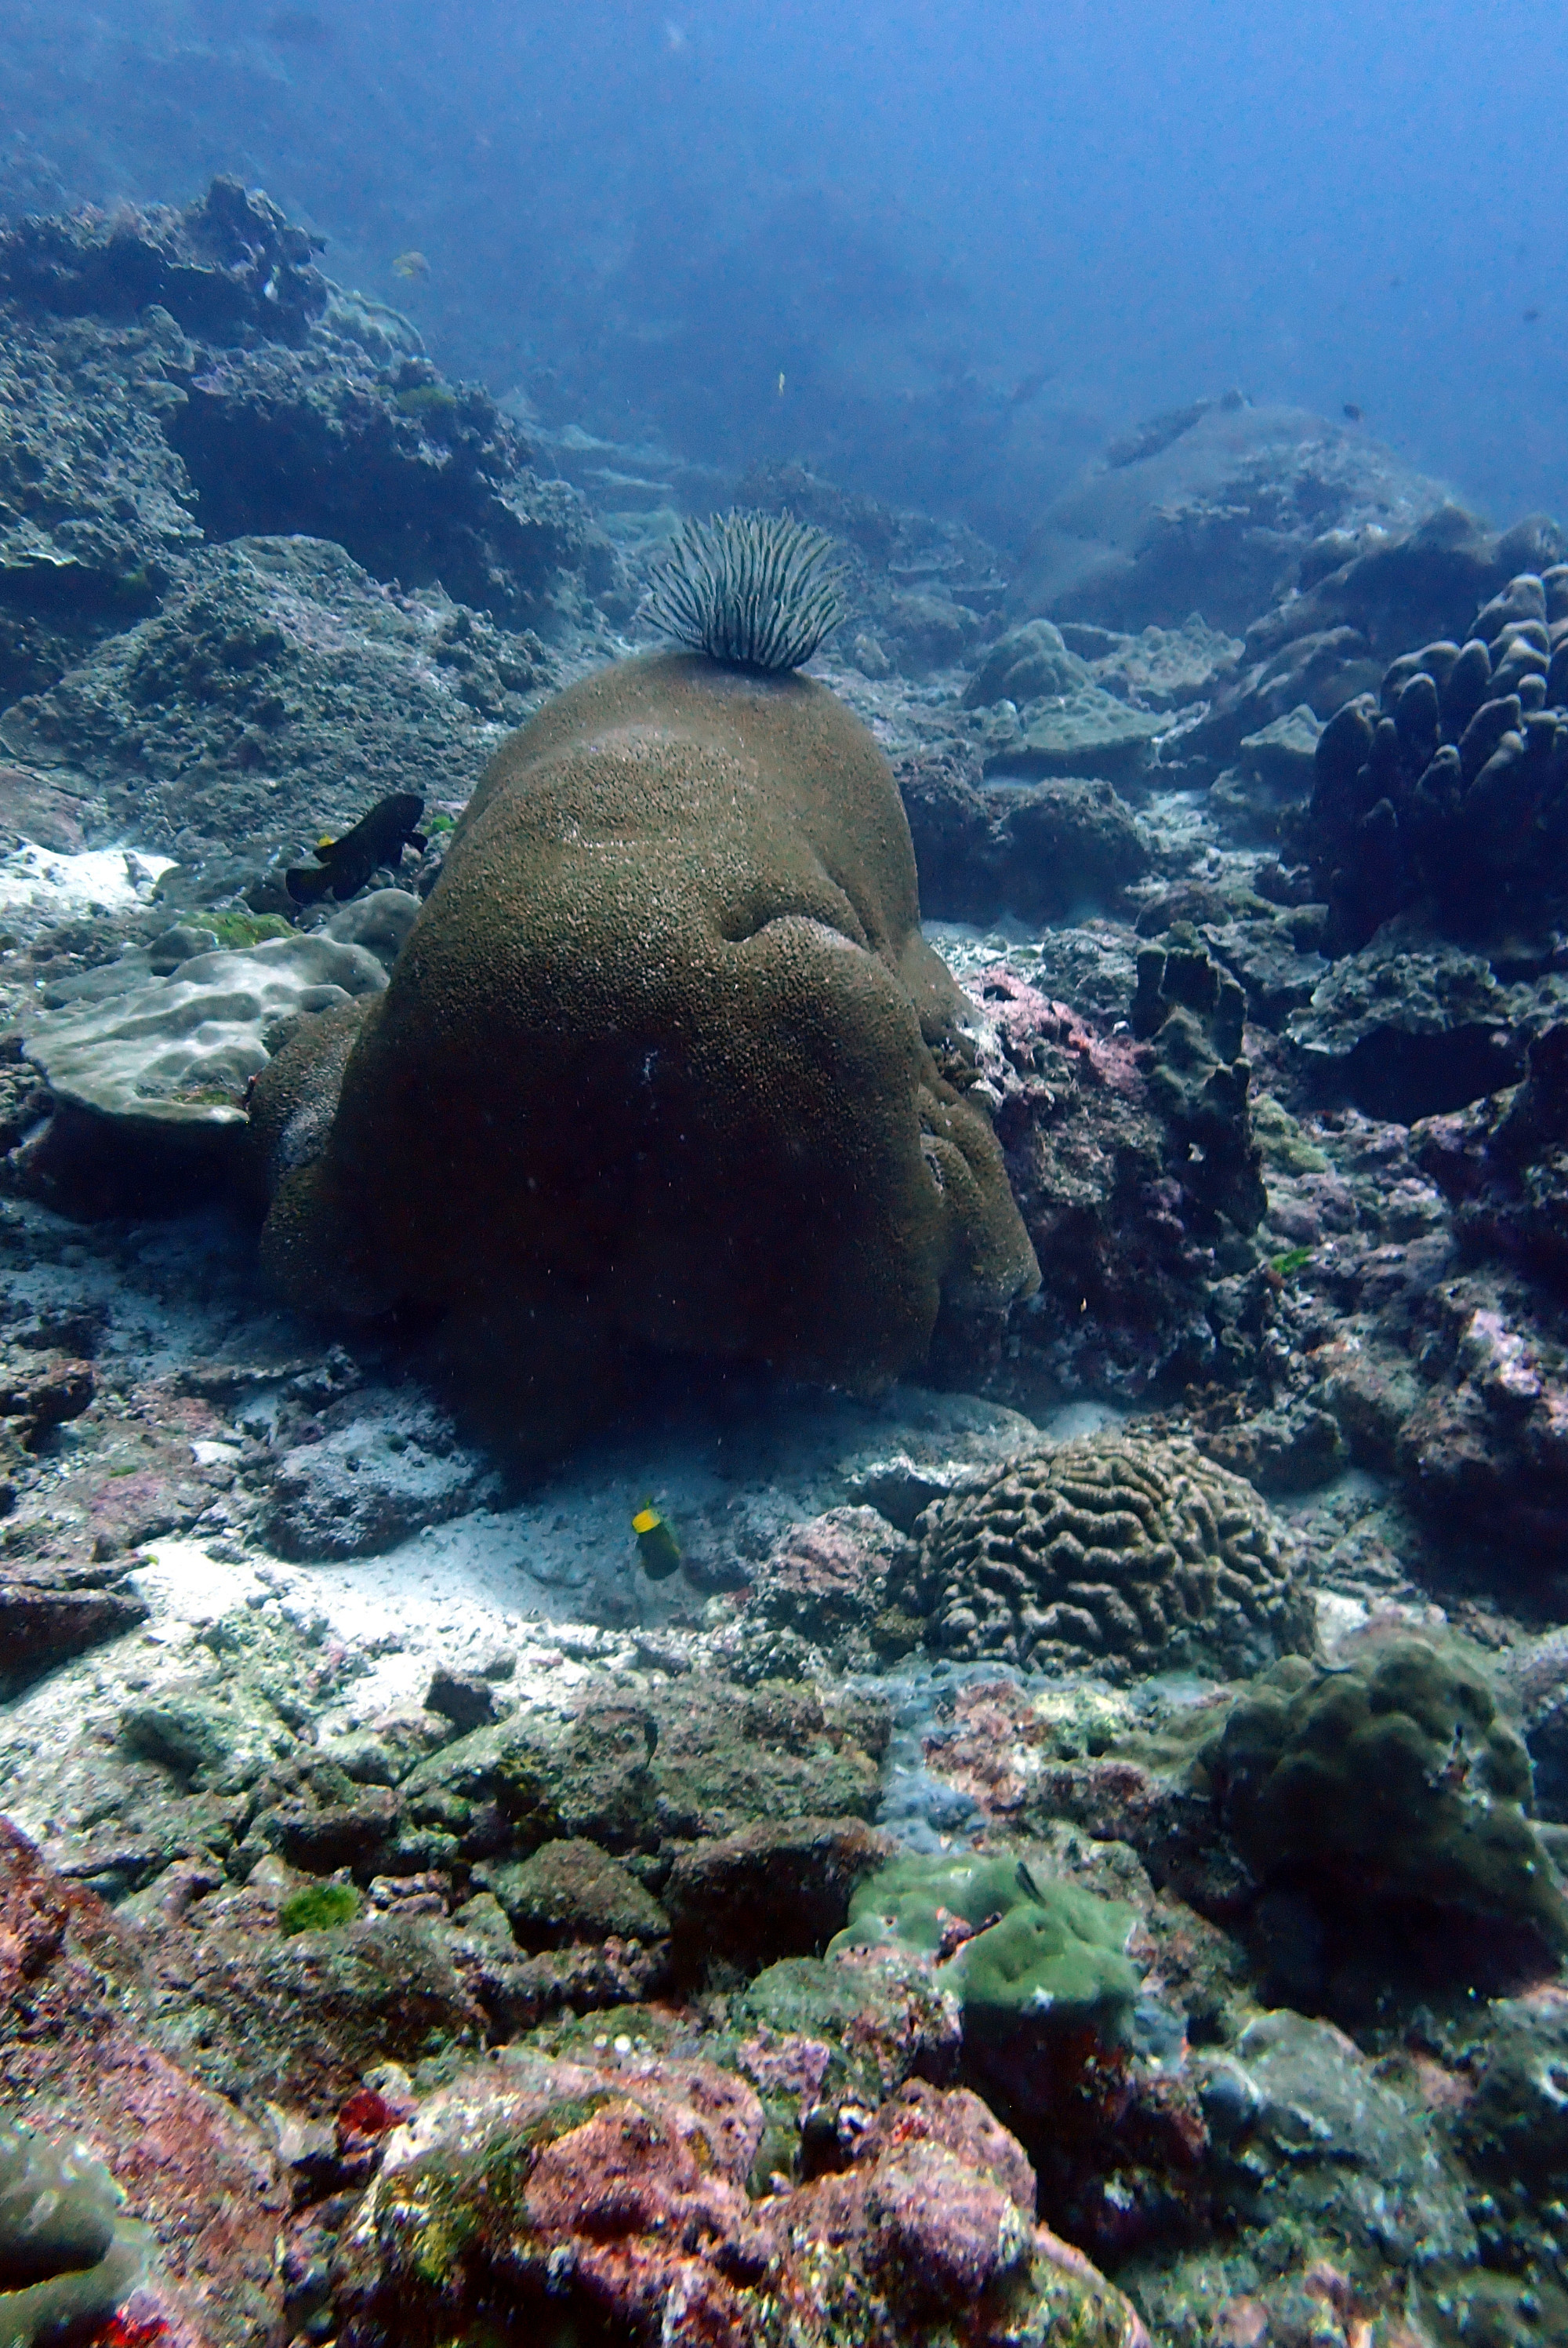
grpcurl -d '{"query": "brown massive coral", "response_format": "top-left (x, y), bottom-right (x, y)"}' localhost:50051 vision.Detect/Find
top-left (894, 1432), bottom-right (1313, 1679)
top-left (252, 652), bottom-right (1039, 1452)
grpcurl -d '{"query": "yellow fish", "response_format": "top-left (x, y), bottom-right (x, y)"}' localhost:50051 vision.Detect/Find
top-left (392, 250), bottom-right (430, 281)
top-left (631, 1499), bottom-right (682, 1579)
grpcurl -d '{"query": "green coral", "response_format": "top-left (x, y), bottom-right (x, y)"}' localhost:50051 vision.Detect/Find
top-left (829, 1851), bottom-right (1142, 2045)
top-left (1203, 1637), bottom-right (1568, 1968)
top-left (0, 2117), bottom-right (147, 2346)
top-left (279, 1880), bottom-right (363, 1935)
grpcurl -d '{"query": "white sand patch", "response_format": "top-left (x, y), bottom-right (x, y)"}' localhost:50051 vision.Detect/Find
top-left (129, 1538), bottom-right (273, 1633)
top-left (0, 838), bottom-right (175, 918)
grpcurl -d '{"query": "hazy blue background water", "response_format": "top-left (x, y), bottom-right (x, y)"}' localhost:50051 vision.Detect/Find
top-left (5, 0), bottom-right (1565, 545)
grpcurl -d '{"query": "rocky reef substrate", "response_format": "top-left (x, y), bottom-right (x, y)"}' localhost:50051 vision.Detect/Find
top-left (0, 176), bottom-right (1566, 2348)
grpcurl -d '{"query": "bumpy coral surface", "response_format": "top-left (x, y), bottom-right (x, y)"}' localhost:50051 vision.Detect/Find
top-left (892, 1433), bottom-right (1314, 1677)
top-left (831, 1851), bottom-right (1142, 2045)
top-left (255, 651), bottom-right (1039, 1454)
top-left (328, 2048), bottom-right (1150, 2347)
top-left (0, 2114), bottom-right (147, 2346)
top-left (1307, 562), bottom-right (1568, 947)
top-left (1203, 1636), bottom-right (1568, 1983)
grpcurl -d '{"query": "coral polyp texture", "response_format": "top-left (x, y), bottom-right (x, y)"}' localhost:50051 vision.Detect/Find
top-left (0, 2115), bottom-right (147, 2346)
top-left (645, 508), bottom-right (847, 670)
top-left (894, 1433), bottom-right (1313, 1678)
top-left (1307, 562), bottom-right (1568, 948)
top-left (1203, 1636), bottom-right (1568, 1978)
top-left (253, 650), bottom-right (1038, 1452)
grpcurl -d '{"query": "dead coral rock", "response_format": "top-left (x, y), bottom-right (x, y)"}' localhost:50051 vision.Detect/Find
top-left (464, 1935), bottom-right (673, 2037)
top-left (0, 1821), bottom-right (286, 2345)
top-left (147, 1891), bottom-right (489, 2114)
top-left (0, 1573), bottom-right (147, 1692)
top-left (406, 1677), bottom-right (889, 1852)
top-left (1415, 1020), bottom-right (1568, 1294)
top-left (0, 175), bottom-right (327, 345)
top-left (957, 961), bottom-right (1261, 1397)
top-left (662, 1814), bottom-right (893, 1974)
top-left (328, 2046), bottom-right (1150, 2347)
top-left (736, 1946), bottom-right (964, 2117)
top-left (0, 1351), bottom-right (94, 1443)
top-left (485, 1837), bottom-right (670, 1953)
top-left (1128, 939), bottom-right (1265, 1237)
top-left (737, 1506), bottom-right (916, 1670)
top-left (897, 1432), bottom-right (1314, 1678)
top-left (266, 1387), bottom-right (499, 1562)
top-left (899, 752), bottom-right (1152, 926)
top-left (47, 1421), bottom-right (233, 1561)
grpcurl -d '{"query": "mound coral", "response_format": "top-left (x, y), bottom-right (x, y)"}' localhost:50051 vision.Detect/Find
top-left (0, 2115), bottom-right (147, 2345)
top-left (891, 1432), bottom-right (1313, 1678)
top-left (1202, 1635), bottom-right (1568, 1987)
top-left (830, 1852), bottom-right (1142, 2049)
top-left (253, 650), bottom-right (1039, 1453)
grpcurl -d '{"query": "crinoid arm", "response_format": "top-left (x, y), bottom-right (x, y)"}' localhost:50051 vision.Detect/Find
top-left (645, 508), bottom-right (847, 671)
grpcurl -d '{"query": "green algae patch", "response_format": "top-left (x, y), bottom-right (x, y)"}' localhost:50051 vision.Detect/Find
top-left (204, 908), bottom-right (296, 950)
top-left (279, 1880), bottom-right (363, 1935)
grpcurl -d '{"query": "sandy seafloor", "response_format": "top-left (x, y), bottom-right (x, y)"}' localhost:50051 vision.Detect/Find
top-left (0, 842), bottom-right (1432, 1860)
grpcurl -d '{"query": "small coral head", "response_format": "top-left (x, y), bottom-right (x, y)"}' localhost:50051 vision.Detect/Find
top-left (645, 508), bottom-right (847, 671)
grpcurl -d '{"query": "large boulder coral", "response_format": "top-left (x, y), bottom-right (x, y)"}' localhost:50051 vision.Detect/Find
top-left (254, 651), bottom-right (1040, 1452)
top-left (898, 759), bottom-right (1151, 926)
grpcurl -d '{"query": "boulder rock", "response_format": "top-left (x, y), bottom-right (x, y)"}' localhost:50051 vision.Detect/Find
top-left (899, 755), bottom-right (1151, 925)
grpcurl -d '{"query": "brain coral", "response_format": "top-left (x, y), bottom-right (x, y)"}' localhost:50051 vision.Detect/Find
top-left (892, 1433), bottom-right (1313, 1679)
top-left (254, 651), bottom-right (1039, 1452)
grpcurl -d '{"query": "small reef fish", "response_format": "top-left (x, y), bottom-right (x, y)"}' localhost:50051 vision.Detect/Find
top-left (1341, 403), bottom-right (1363, 422)
top-left (391, 250), bottom-right (430, 281)
top-left (632, 1500), bottom-right (683, 1579)
top-left (286, 792), bottom-right (428, 904)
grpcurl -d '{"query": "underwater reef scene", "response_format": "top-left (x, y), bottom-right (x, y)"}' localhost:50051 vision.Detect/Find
top-left (6, 174), bottom-right (1568, 2348)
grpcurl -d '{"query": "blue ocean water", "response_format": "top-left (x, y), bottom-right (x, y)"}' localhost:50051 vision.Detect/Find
top-left (5, 0), bottom-right (1566, 534)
